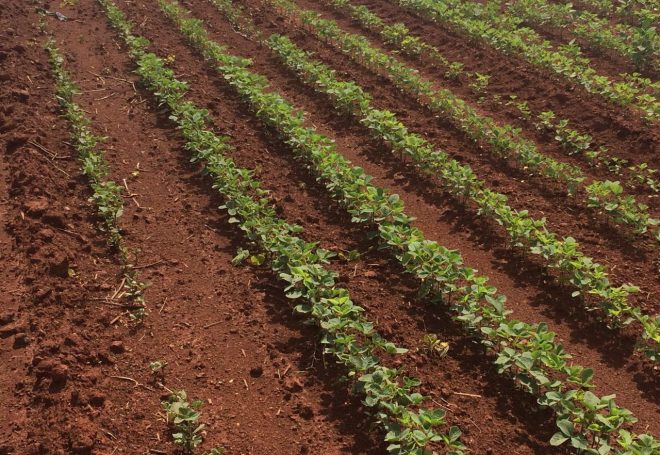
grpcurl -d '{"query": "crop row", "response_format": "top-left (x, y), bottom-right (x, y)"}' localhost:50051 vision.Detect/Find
top-left (572, 0), bottom-right (659, 25)
top-left (268, 0), bottom-right (660, 356)
top-left (97, 0), bottom-right (464, 453)
top-left (527, 109), bottom-right (658, 192)
top-left (387, 0), bottom-right (660, 122)
top-left (319, 0), bottom-right (659, 194)
top-left (415, 0), bottom-right (659, 93)
top-left (44, 38), bottom-right (146, 317)
top-left (505, 0), bottom-right (659, 70)
top-left (274, 0), bottom-right (660, 241)
top-left (158, 0), bottom-right (658, 451)
top-left (260, 22), bottom-right (660, 361)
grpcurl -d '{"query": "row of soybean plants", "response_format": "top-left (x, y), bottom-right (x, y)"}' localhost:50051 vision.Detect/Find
top-left (397, 0), bottom-right (659, 100)
top-left (143, 0), bottom-right (659, 452)
top-left (264, 0), bottom-right (659, 359)
top-left (320, 0), bottom-right (659, 193)
top-left (318, 0), bottom-right (660, 192)
top-left (572, 0), bottom-right (659, 26)
top-left (315, 0), bottom-right (658, 195)
top-left (387, 0), bottom-right (659, 122)
top-left (504, 0), bottom-right (659, 70)
top-left (262, 19), bottom-right (660, 361)
top-left (272, 0), bottom-right (660, 242)
top-left (44, 38), bottom-right (146, 318)
top-left (527, 111), bottom-right (657, 192)
top-left (98, 0), bottom-right (463, 453)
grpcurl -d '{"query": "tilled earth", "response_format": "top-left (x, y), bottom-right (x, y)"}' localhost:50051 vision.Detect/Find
top-left (0, 0), bottom-right (657, 454)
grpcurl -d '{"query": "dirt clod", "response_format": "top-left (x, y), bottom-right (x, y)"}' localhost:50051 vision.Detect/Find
top-left (13, 332), bottom-right (30, 348)
top-left (24, 197), bottom-right (49, 216)
top-left (250, 366), bottom-right (263, 378)
top-left (0, 323), bottom-right (21, 339)
top-left (36, 359), bottom-right (69, 384)
top-left (109, 341), bottom-right (125, 354)
top-left (0, 312), bottom-right (15, 326)
top-left (48, 253), bottom-right (69, 278)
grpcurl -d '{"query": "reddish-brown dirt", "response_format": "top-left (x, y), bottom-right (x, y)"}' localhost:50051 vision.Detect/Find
top-left (316, 0), bottom-right (660, 173)
top-left (55, 1), bottom-right (561, 452)
top-left (347, 0), bottom-right (659, 157)
top-left (476, 0), bottom-right (659, 81)
top-left (0, 0), bottom-right (657, 453)
top-left (0, 9), bottom-right (32, 450)
top-left (118, 0), bottom-right (659, 435)
top-left (250, 0), bottom-right (660, 315)
top-left (1, 2), bottom-right (133, 452)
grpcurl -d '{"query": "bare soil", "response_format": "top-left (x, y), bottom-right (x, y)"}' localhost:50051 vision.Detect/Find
top-left (0, 0), bottom-right (657, 454)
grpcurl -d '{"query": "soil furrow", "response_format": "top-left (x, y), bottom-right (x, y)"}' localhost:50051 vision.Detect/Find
top-left (302, 0), bottom-right (660, 185)
top-left (483, 0), bottom-right (658, 81)
top-left (110, 0), bottom-right (657, 435)
top-left (41, 3), bottom-right (397, 453)
top-left (72, 0), bottom-right (575, 452)
top-left (0, 2), bottom-right (143, 452)
top-left (346, 0), bottom-right (659, 150)
top-left (238, 0), bottom-right (660, 316)
top-left (0, 4), bottom-right (34, 450)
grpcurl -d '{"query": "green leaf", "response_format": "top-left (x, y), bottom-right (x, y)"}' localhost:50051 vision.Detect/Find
top-left (583, 391), bottom-right (600, 409)
top-left (556, 419), bottom-right (574, 436)
top-left (550, 432), bottom-right (569, 446)
top-left (571, 435), bottom-right (589, 450)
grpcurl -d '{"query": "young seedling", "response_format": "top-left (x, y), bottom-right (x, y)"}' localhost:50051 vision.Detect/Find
top-left (338, 249), bottom-right (362, 262)
top-left (469, 72), bottom-right (490, 98)
top-left (420, 334), bottom-right (450, 357)
top-left (149, 360), bottom-right (168, 384)
top-left (162, 390), bottom-right (223, 455)
top-left (150, 360), bottom-right (168, 371)
top-left (444, 61), bottom-right (464, 80)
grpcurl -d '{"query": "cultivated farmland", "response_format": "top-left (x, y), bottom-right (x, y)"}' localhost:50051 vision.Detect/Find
top-left (0, 0), bottom-right (658, 454)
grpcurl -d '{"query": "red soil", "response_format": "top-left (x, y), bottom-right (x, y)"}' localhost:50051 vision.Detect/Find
top-left (0, 0), bottom-right (657, 454)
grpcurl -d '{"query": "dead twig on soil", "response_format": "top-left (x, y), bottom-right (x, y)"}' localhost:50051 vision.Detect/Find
top-left (110, 277), bottom-right (127, 301)
top-left (28, 148), bottom-right (71, 177)
top-left (92, 299), bottom-right (145, 310)
top-left (122, 178), bottom-right (142, 208)
top-left (87, 70), bottom-right (106, 85)
top-left (101, 429), bottom-right (117, 440)
top-left (132, 259), bottom-right (172, 270)
top-left (109, 375), bottom-right (139, 386)
top-left (430, 397), bottom-right (453, 412)
top-left (158, 296), bottom-right (168, 314)
top-left (109, 375), bottom-right (156, 392)
top-left (203, 320), bottom-right (223, 329)
top-left (94, 92), bottom-right (117, 101)
top-left (28, 140), bottom-right (69, 160)
top-left (453, 391), bottom-right (482, 398)
top-left (53, 226), bottom-right (86, 242)
top-left (87, 71), bottom-right (137, 93)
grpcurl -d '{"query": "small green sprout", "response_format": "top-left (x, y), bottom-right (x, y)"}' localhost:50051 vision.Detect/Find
top-left (339, 249), bottom-right (361, 262)
top-left (162, 390), bottom-right (224, 455)
top-left (420, 334), bottom-right (449, 357)
top-left (149, 360), bottom-right (168, 373)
